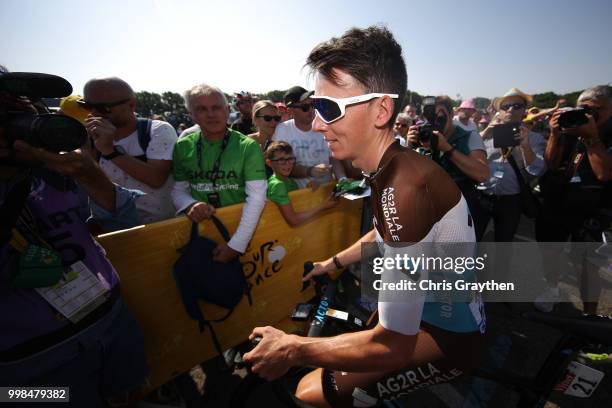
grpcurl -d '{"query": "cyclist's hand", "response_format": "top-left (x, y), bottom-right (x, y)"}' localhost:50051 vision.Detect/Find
top-left (243, 326), bottom-right (294, 381)
top-left (302, 258), bottom-right (335, 282)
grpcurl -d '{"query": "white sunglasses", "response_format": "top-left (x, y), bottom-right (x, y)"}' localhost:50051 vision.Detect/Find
top-left (310, 93), bottom-right (399, 124)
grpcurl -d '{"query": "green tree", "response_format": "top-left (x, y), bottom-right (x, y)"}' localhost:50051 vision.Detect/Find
top-left (135, 91), bottom-right (165, 117)
top-left (261, 89), bottom-right (286, 102)
top-left (473, 97), bottom-right (491, 110)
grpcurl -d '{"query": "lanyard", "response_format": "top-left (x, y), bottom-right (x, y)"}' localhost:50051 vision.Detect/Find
top-left (196, 130), bottom-right (230, 187)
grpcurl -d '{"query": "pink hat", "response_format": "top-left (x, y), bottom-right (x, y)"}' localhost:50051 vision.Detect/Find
top-left (459, 99), bottom-right (476, 110)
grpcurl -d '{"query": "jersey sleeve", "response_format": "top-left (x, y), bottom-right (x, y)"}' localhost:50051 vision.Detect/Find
top-left (267, 179), bottom-right (291, 205)
top-left (243, 140), bottom-right (267, 182)
top-left (147, 121), bottom-right (178, 160)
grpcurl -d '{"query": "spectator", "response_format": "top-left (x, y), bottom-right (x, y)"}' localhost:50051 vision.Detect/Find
top-left (393, 112), bottom-right (412, 146)
top-left (249, 100), bottom-right (281, 152)
top-left (176, 122), bottom-right (187, 135)
top-left (478, 115), bottom-right (490, 132)
top-left (83, 77), bottom-right (177, 224)
top-left (172, 83), bottom-right (267, 262)
top-left (535, 85), bottom-right (612, 314)
top-left (453, 99), bottom-right (478, 132)
top-left (403, 103), bottom-right (418, 122)
top-left (479, 88), bottom-right (547, 241)
top-left (230, 91), bottom-right (255, 135)
top-left (249, 100), bottom-right (281, 178)
top-left (273, 86), bottom-right (346, 189)
top-left (407, 95), bottom-right (489, 239)
top-left (1, 70), bottom-right (148, 405)
top-left (265, 141), bottom-right (337, 226)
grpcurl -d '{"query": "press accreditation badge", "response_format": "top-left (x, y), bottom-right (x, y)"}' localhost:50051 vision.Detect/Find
top-left (35, 261), bottom-right (109, 323)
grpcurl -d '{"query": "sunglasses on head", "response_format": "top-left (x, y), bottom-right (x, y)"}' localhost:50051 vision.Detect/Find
top-left (499, 102), bottom-right (526, 111)
top-left (289, 103), bottom-right (312, 112)
top-left (256, 114), bottom-right (282, 122)
top-left (77, 98), bottom-right (130, 114)
top-left (311, 93), bottom-right (399, 124)
top-left (270, 156), bottom-right (296, 165)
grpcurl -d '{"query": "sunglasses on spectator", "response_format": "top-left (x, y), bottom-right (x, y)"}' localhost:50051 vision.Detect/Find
top-left (256, 114), bottom-right (282, 122)
top-left (270, 156), bottom-right (297, 164)
top-left (311, 93), bottom-right (399, 124)
top-left (289, 104), bottom-right (312, 112)
top-left (77, 98), bottom-right (130, 114)
top-left (394, 122), bottom-right (409, 128)
top-left (499, 102), bottom-right (526, 111)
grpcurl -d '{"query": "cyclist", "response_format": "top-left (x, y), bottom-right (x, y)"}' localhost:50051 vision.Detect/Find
top-left (244, 26), bottom-right (486, 407)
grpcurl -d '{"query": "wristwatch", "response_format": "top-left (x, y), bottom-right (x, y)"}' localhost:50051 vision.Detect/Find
top-left (101, 146), bottom-right (125, 160)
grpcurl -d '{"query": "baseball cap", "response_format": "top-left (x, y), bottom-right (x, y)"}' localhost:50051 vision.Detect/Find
top-left (60, 95), bottom-right (90, 124)
top-left (284, 86), bottom-right (313, 106)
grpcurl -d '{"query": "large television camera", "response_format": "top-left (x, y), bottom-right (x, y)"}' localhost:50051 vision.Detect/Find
top-left (0, 72), bottom-right (87, 154)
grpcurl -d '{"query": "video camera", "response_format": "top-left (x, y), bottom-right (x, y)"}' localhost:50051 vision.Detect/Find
top-left (557, 106), bottom-right (597, 130)
top-left (0, 72), bottom-right (87, 154)
top-left (418, 96), bottom-right (445, 150)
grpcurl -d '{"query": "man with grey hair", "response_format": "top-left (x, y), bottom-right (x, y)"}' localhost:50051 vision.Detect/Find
top-left (83, 77), bottom-right (177, 223)
top-left (172, 83), bottom-right (267, 262)
top-left (535, 84), bottom-right (612, 314)
top-left (393, 112), bottom-right (412, 145)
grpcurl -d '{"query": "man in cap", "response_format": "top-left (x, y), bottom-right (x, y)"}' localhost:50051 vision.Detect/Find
top-left (83, 77), bottom-right (178, 224)
top-left (230, 91), bottom-right (256, 135)
top-left (272, 86), bottom-right (345, 189)
top-left (479, 87), bottom-right (547, 241)
top-left (453, 98), bottom-right (478, 132)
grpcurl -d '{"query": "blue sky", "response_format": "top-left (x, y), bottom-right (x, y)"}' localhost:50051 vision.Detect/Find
top-left (1, 0), bottom-right (610, 99)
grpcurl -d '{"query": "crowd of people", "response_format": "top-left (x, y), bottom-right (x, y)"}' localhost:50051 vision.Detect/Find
top-left (1, 23), bottom-right (611, 407)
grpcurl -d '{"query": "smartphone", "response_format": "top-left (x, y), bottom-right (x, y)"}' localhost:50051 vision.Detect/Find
top-left (493, 122), bottom-right (521, 148)
top-left (291, 303), bottom-right (313, 321)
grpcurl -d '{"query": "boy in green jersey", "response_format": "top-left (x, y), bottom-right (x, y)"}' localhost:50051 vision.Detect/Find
top-left (265, 141), bottom-right (337, 227)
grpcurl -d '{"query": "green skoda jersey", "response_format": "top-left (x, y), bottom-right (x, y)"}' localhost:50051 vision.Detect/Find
top-left (267, 174), bottom-right (299, 205)
top-left (173, 129), bottom-right (266, 207)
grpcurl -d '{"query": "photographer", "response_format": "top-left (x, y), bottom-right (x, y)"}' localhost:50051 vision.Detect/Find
top-left (479, 88), bottom-right (547, 242)
top-left (407, 95), bottom-right (489, 239)
top-left (535, 85), bottom-right (612, 314)
top-left (1, 70), bottom-right (148, 405)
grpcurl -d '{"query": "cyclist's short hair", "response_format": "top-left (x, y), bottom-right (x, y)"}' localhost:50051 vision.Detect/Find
top-left (306, 25), bottom-right (407, 129)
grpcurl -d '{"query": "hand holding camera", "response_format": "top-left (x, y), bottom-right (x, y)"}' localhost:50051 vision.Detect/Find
top-left (550, 108), bottom-right (599, 140)
top-left (85, 115), bottom-right (117, 155)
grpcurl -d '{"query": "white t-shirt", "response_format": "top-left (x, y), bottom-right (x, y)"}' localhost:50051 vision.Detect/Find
top-left (453, 117), bottom-right (478, 133)
top-left (100, 120), bottom-right (177, 224)
top-left (272, 119), bottom-right (331, 189)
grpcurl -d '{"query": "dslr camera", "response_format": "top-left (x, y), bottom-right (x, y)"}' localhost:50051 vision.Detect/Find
top-left (557, 106), bottom-right (597, 130)
top-left (0, 72), bottom-right (87, 154)
top-left (418, 96), bottom-right (444, 149)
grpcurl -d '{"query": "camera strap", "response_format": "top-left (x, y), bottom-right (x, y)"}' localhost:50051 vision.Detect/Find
top-left (0, 170), bottom-right (32, 247)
